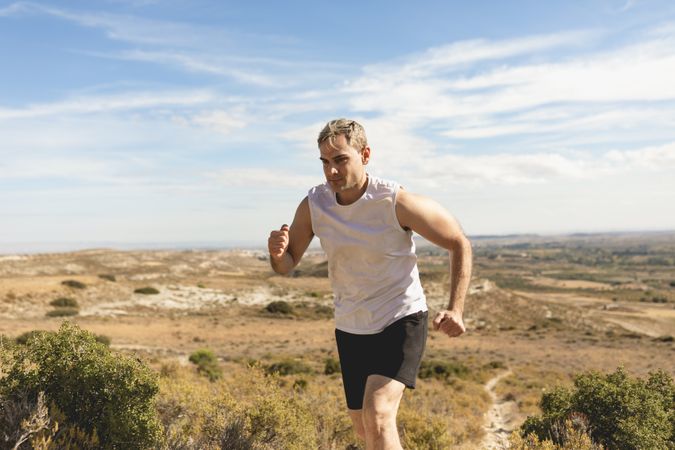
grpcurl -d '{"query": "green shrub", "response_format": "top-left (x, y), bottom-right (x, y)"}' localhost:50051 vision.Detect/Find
top-left (134, 286), bottom-right (160, 295)
top-left (265, 300), bottom-right (293, 315)
top-left (484, 360), bottom-right (507, 370)
top-left (510, 420), bottom-right (602, 449)
top-left (292, 378), bottom-right (308, 391)
top-left (0, 321), bottom-right (162, 449)
top-left (399, 407), bottom-right (453, 449)
top-left (98, 274), bottom-right (116, 282)
top-left (243, 391), bottom-right (318, 449)
top-left (520, 367), bottom-right (674, 450)
top-left (418, 359), bottom-right (469, 381)
top-left (324, 357), bottom-right (341, 375)
top-left (15, 330), bottom-right (52, 345)
top-left (61, 279), bottom-right (86, 289)
top-left (50, 297), bottom-right (79, 307)
top-left (266, 358), bottom-right (313, 376)
top-left (189, 348), bottom-right (222, 381)
top-left (95, 334), bottom-right (111, 346)
top-left (46, 307), bottom-right (80, 317)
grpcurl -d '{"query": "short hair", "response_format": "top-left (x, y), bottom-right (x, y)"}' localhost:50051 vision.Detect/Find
top-left (317, 118), bottom-right (368, 151)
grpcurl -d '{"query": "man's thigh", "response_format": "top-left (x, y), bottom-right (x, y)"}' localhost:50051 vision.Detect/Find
top-left (363, 374), bottom-right (406, 416)
top-left (335, 311), bottom-right (428, 409)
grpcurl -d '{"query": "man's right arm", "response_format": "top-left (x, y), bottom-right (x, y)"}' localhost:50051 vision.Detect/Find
top-left (268, 196), bottom-right (314, 275)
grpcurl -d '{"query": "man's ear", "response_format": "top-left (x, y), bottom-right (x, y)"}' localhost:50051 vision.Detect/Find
top-left (361, 146), bottom-right (371, 165)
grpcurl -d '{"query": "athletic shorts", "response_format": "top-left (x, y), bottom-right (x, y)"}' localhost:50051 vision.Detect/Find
top-left (334, 310), bottom-right (428, 410)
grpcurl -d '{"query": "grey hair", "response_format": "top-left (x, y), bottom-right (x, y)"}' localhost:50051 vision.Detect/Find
top-left (317, 118), bottom-right (368, 151)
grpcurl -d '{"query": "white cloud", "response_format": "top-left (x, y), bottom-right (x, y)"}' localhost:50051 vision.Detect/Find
top-left (0, 90), bottom-right (214, 120)
top-left (185, 110), bottom-right (248, 135)
top-left (208, 168), bottom-right (321, 190)
top-left (605, 141), bottom-right (675, 169)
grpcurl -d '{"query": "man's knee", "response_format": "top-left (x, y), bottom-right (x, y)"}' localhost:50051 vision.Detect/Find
top-left (362, 378), bottom-right (404, 434)
top-left (363, 399), bottom-right (397, 433)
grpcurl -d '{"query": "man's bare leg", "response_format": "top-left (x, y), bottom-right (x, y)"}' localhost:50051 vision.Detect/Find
top-left (348, 409), bottom-right (366, 443)
top-left (361, 374), bottom-right (405, 450)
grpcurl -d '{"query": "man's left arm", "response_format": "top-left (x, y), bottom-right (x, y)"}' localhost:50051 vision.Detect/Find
top-left (395, 189), bottom-right (472, 338)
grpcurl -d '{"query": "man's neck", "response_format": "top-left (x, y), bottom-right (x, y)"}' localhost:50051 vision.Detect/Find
top-left (336, 174), bottom-right (368, 205)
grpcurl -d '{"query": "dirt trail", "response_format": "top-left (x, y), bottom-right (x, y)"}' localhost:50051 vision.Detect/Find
top-left (482, 369), bottom-right (515, 450)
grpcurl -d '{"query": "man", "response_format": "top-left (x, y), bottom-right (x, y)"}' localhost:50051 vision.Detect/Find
top-left (268, 119), bottom-right (472, 450)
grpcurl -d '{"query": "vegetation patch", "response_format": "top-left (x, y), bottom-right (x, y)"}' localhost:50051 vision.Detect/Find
top-left (0, 321), bottom-right (162, 448)
top-left (264, 300), bottom-right (294, 315)
top-left (324, 357), bottom-right (341, 375)
top-left (418, 359), bottom-right (470, 381)
top-left (15, 330), bottom-right (52, 345)
top-left (61, 279), bottom-right (86, 289)
top-left (134, 286), bottom-right (160, 295)
top-left (95, 334), bottom-right (111, 346)
top-left (50, 297), bottom-right (79, 308)
top-left (46, 307), bottom-right (80, 317)
top-left (266, 358), bottom-right (314, 376)
top-left (520, 367), bottom-right (674, 450)
top-left (188, 348), bottom-right (222, 381)
top-left (98, 274), bottom-right (116, 282)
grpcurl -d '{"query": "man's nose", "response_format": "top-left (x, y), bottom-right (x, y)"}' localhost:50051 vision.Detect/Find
top-left (329, 166), bottom-right (338, 175)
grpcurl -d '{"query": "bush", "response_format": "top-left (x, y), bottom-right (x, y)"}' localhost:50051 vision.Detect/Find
top-left (98, 274), bottom-right (116, 282)
top-left (189, 348), bottom-right (222, 381)
top-left (61, 279), bottom-right (86, 289)
top-left (510, 419), bottom-right (602, 449)
top-left (0, 321), bottom-right (162, 449)
top-left (15, 330), bottom-right (52, 345)
top-left (46, 307), bottom-right (80, 317)
top-left (324, 357), bottom-right (341, 375)
top-left (520, 367), bottom-right (674, 450)
top-left (265, 300), bottom-right (293, 315)
top-left (95, 334), bottom-right (111, 346)
top-left (157, 365), bottom-right (319, 449)
top-left (418, 359), bottom-right (469, 381)
top-left (50, 297), bottom-right (79, 307)
top-left (398, 407), bottom-right (453, 449)
top-left (134, 286), bottom-right (160, 295)
top-left (266, 358), bottom-right (313, 376)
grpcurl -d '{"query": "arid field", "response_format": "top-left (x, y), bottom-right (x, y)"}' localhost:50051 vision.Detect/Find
top-left (1, 232), bottom-right (674, 449)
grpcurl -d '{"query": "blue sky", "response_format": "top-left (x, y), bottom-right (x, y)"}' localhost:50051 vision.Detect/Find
top-left (1, 0), bottom-right (675, 252)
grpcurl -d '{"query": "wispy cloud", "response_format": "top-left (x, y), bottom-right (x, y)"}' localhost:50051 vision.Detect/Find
top-left (0, 90), bottom-right (214, 120)
top-left (208, 168), bottom-right (321, 190)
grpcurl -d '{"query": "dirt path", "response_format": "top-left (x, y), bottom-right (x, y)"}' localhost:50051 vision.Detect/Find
top-left (482, 369), bottom-right (515, 450)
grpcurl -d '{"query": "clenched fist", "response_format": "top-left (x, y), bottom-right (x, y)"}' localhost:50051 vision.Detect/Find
top-left (433, 310), bottom-right (466, 338)
top-left (268, 224), bottom-right (290, 260)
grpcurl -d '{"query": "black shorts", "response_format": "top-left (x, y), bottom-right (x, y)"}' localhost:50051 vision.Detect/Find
top-left (335, 310), bottom-right (428, 410)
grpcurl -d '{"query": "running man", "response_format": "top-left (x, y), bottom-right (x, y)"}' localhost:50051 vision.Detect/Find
top-left (268, 118), bottom-right (472, 450)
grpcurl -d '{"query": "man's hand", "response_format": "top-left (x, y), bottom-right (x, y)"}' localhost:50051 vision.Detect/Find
top-left (268, 224), bottom-right (290, 260)
top-left (433, 310), bottom-right (466, 338)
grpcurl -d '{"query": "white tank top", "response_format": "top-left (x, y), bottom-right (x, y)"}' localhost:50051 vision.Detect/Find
top-left (307, 175), bottom-right (427, 334)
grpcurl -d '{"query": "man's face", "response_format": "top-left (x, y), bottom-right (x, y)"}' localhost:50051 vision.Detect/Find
top-left (319, 134), bottom-right (370, 193)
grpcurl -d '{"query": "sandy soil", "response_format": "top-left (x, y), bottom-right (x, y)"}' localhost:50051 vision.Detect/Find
top-left (482, 370), bottom-right (516, 450)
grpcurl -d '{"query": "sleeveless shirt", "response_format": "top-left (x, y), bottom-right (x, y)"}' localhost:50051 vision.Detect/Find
top-left (307, 175), bottom-right (427, 334)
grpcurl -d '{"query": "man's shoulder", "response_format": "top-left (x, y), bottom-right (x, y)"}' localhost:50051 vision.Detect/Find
top-left (308, 181), bottom-right (330, 200)
top-left (368, 175), bottom-right (400, 195)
